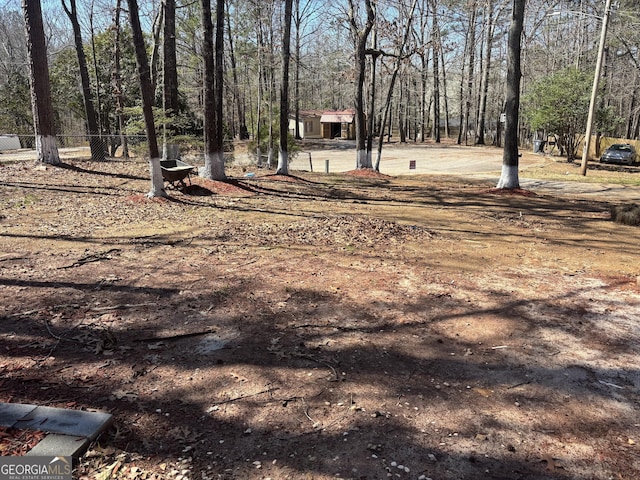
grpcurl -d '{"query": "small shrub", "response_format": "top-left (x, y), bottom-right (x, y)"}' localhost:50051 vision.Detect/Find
top-left (247, 121), bottom-right (299, 166)
top-left (170, 135), bottom-right (204, 152)
top-left (610, 203), bottom-right (640, 226)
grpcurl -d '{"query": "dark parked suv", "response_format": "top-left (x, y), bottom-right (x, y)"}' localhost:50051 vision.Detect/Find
top-left (599, 144), bottom-right (637, 165)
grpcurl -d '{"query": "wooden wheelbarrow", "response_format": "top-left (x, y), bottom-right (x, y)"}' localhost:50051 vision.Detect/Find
top-left (160, 159), bottom-right (195, 189)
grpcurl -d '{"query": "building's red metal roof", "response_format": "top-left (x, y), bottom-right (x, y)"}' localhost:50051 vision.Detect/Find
top-left (320, 110), bottom-right (355, 123)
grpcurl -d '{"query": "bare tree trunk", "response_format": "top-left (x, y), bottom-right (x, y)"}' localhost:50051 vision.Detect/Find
top-left (62, 0), bottom-right (105, 161)
top-left (457, 19), bottom-right (468, 144)
top-left (255, 5), bottom-right (264, 166)
top-left (420, 66), bottom-right (429, 142)
top-left (475, 0), bottom-right (494, 145)
top-left (426, 96), bottom-right (433, 136)
top-left (112, 0), bottom-right (129, 158)
top-left (374, 0), bottom-right (418, 170)
top-left (430, 0), bottom-right (441, 143)
top-left (440, 41), bottom-right (450, 139)
top-left (22, 0), bottom-right (60, 165)
top-left (163, 0), bottom-right (178, 119)
top-left (266, 3), bottom-right (275, 169)
top-left (267, 59), bottom-right (274, 169)
top-left (475, 0), bottom-right (506, 145)
top-left (399, 76), bottom-right (407, 143)
top-left (256, 70), bottom-right (262, 165)
top-left (150, 2), bottom-right (164, 95)
top-left (626, 85), bottom-right (637, 139)
top-left (293, 0), bottom-right (301, 140)
top-left (277, 0), bottom-right (293, 175)
top-left (214, 0), bottom-right (225, 170)
top-left (89, 2), bottom-right (103, 139)
top-left (595, 47), bottom-right (610, 159)
top-left (226, 0), bottom-right (248, 140)
top-left (413, 78), bottom-right (420, 141)
top-left (201, 0), bottom-right (226, 180)
top-left (462, 0), bottom-right (477, 145)
top-left (418, 1), bottom-right (429, 143)
top-left (159, 0), bottom-right (177, 160)
top-left (496, 0), bottom-right (524, 190)
top-left (387, 101), bottom-right (393, 142)
top-left (126, 0), bottom-right (165, 197)
top-left (366, 16), bottom-right (378, 167)
top-left (495, 105), bottom-right (504, 147)
top-left (347, 0), bottom-right (375, 169)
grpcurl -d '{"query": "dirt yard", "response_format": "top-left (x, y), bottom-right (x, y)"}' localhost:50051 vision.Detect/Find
top-left (1, 144), bottom-right (639, 480)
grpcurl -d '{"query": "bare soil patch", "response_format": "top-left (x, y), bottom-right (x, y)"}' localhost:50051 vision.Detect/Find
top-left (1, 156), bottom-right (640, 480)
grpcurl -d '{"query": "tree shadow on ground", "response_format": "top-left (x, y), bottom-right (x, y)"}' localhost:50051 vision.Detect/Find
top-left (1, 264), bottom-right (638, 479)
top-left (57, 161), bottom-right (148, 181)
top-left (1, 157), bottom-right (639, 478)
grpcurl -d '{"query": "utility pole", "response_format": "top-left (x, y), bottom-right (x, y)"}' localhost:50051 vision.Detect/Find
top-left (580, 0), bottom-right (612, 176)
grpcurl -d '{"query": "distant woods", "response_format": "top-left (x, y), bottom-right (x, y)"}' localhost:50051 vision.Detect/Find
top-left (2, 0), bottom-right (639, 157)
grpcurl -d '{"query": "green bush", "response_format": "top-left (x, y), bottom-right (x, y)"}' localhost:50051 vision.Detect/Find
top-left (247, 120), bottom-right (299, 166)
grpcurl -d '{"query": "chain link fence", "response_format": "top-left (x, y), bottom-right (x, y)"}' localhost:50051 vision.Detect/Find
top-left (0, 133), bottom-right (247, 166)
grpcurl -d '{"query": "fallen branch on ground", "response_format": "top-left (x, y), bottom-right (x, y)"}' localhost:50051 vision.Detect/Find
top-left (209, 387), bottom-right (280, 406)
top-left (133, 328), bottom-right (218, 342)
top-left (90, 303), bottom-right (155, 312)
top-left (59, 248), bottom-right (121, 269)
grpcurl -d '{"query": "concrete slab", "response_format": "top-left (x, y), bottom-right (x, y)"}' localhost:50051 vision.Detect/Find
top-left (25, 434), bottom-right (91, 459)
top-left (13, 406), bottom-right (112, 439)
top-left (0, 403), bottom-right (37, 427)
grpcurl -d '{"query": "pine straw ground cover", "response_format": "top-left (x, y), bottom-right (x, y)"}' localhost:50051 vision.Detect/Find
top-left (1, 157), bottom-right (640, 480)
top-left (0, 425), bottom-right (46, 456)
